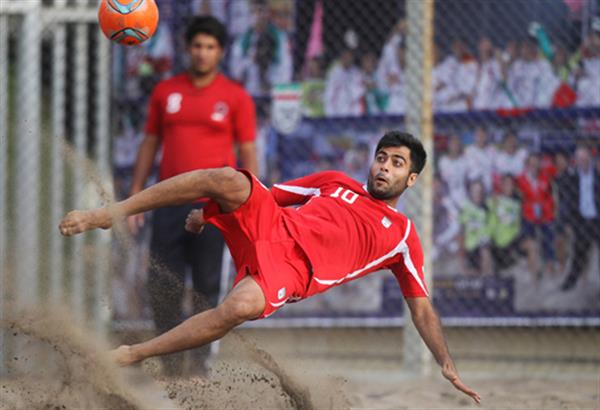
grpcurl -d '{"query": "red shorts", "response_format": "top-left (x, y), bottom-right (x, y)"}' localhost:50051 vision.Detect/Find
top-left (204, 170), bottom-right (311, 318)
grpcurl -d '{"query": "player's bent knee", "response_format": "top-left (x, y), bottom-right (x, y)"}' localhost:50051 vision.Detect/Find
top-left (211, 167), bottom-right (252, 212)
top-left (219, 291), bottom-right (264, 325)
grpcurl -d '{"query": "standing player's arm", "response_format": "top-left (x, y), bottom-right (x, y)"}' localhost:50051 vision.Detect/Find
top-left (130, 133), bottom-right (160, 195)
top-left (238, 141), bottom-right (259, 176)
top-left (127, 133), bottom-right (160, 234)
top-left (405, 297), bottom-right (481, 404)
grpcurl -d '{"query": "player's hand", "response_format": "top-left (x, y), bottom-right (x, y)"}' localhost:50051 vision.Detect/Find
top-left (109, 345), bottom-right (140, 367)
top-left (127, 214), bottom-right (145, 235)
top-left (185, 209), bottom-right (206, 234)
top-left (59, 208), bottom-right (112, 236)
top-left (442, 362), bottom-right (481, 404)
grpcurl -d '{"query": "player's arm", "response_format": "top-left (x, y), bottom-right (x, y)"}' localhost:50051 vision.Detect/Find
top-left (233, 89), bottom-right (258, 175)
top-left (405, 297), bottom-right (481, 404)
top-left (393, 224), bottom-right (480, 403)
top-left (238, 141), bottom-right (259, 176)
top-left (130, 134), bottom-right (160, 196)
top-left (272, 170), bottom-right (346, 207)
top-left (127, 134), bottom-right (160, 234)
top-left (128, 85), bottom-right (163, 233)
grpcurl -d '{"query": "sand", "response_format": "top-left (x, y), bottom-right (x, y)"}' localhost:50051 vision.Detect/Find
top-left (1, 308), bottom-right (599, 410)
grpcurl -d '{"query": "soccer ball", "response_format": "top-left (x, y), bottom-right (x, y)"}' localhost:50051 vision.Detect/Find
top-left (98, 0), bottom-right (159, 46)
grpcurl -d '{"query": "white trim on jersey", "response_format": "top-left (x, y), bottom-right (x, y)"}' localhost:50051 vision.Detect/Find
top-left (312, 219), bottom-right (429, 297)
top-left (269, 298), bottom-right (289, 308)
top-left (273, 184), bottom-right (321, 197)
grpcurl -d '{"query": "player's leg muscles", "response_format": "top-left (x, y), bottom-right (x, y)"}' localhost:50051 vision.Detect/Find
top-left (204, 167), bottom-right (252, 213)
top-left (59, 167), bottom-right (251, 236)
top-left (123, 276), bottom-right (266, 365)
top-left (215, 275), bottom-right (266, 325)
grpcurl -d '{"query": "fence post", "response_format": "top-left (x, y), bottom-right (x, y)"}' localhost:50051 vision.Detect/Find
top-left (0, 10), bottom-right (9, 378)
top-left (403, 0), bottom-right (435, 376)
top-left (94, 29), bottom-right (113, 336)
top-left (49, 0), bottom-right (67, 306)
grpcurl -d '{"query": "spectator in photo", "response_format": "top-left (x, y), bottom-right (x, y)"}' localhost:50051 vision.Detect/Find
top-left (324, 47), bottom-right (364, 116)
top-left (436, 39), bottom-right (478, 112)
top-left (360, 53), bottom-right (386, 114)
top-left (560, 145), bottom-right (600, 291)
top-left (553, 151), bottom-right (575, 273)
top-left (495, 40), bottom-right (520, 108)
top-left (229, 0), bottom-right (293, 96)
top-left (552, 44), bottom-right (577, 86)
top-left (191, 0), bottom-right (254, 38)
top-left (488, 175), bottom-right (522, 273)
top-left (379, 18), bottom-right (406, 75)
top-left (301, 57), bottom-right (325, 118)
top-left (517, 153), bottom-right (556, 280)
top-left (344, 141), bottom-right (371, 181)
top-left (508, 37), bottom-right (559, 108)
top-left (575, 20), bottom-right (600, 107)
top-left (459, 180), bottom-right (493, 276)
top-left (433, 175), bottom-right (461, 262)
top-left (464, 127), bottom-right (497, 193)
top-left (376, 43), bottom-right (406, 114)
top-left (191, 0), bottom-right (226, 22)
top-left (432, 44), bottom-right (447, 111)
top-left (494, 130), bottom-right (528, 179)
top-left (123, 22), bottom-right (175, 99)
top-left (438, 134), bottom-right (468, 208)
top-left (472, 37), bottom-right (503, 110)
top-left (550, 44), bottom-right (579, 108)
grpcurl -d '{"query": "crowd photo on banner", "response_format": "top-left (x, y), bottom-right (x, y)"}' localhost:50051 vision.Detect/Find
top-left (111, 0), bottom-right (600, 326)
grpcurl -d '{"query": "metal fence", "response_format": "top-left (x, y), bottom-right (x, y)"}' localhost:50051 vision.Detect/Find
top-left (2, 0), bottom-right (599, 380)
top-left (0, 0), bottom-right (112, 375)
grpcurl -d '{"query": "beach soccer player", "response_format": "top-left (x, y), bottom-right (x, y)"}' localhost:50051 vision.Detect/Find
top-left (59, 131), bottom-right (481, 403)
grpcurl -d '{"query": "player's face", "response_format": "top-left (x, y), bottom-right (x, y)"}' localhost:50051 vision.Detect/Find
top-left (187, 34), bottom-right (223, 76)
top-left (367, 146), bottom-right (418, 201)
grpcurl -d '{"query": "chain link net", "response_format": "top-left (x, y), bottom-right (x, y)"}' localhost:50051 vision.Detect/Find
top-left (105, 0), bottom-right (600, 373)
top-left (1, 0), bottom-right (599, 403)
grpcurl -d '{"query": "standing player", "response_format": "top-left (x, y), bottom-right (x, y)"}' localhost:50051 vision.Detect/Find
top-left (60, 132), bottom-right (480, 403)
top-left (128, 16), bottom-right (258, 376)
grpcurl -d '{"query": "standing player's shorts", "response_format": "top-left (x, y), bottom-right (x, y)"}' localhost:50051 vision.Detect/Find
top-left (203, 170), bottom-right (311, 318)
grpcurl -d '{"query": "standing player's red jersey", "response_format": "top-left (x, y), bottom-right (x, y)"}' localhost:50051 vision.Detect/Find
top-left (145, 73), bottom-right (256, 181)
top-left (273, 171), bottom-right (429, 299)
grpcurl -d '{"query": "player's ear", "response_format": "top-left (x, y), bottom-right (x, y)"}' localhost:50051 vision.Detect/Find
top-left (406, 173), bottom-right (418, 187)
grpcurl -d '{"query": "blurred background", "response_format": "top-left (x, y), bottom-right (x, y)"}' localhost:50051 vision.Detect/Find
top-left (1, 0), bottom-right (599, 405)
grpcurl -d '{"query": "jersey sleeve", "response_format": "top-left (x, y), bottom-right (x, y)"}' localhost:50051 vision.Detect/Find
top-left (233, 90), bottom-right (257, 144)
top-left (271, 171), bottom-right (346, 207)
top-left (390, 223), bottom-right (429, 298)
top-left (144, 86), bottom-right (163, 136)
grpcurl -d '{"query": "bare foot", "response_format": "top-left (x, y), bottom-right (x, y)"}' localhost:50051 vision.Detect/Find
top-left (59, 208), bottom-right (112, 236)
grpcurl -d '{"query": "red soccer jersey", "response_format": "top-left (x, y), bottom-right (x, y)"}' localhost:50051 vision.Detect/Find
top-left (516, 170), bottom-right (555, 223)
top-left (145, 73), bottom-right (256, 181)
top-left (272, 171), bottom-right (429, 299)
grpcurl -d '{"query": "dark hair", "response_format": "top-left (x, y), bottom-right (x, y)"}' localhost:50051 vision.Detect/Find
top-left (185, 16), bottom-right (228, 48)
top-left (375, 131), bottom-right (427, 174)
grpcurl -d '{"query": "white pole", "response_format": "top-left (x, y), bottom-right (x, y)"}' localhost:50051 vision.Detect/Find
top-left (94, 29), bottom-right (112, 335)
top-left (15, 0), bottom-right (42, 307)
top-left (12, 0), bottom-right (42, 375)
top-left (49, 0), bottom-right (68, 305)
top-left (0, 12), bottom-right (9, 377)
top-left (403, 0), bottom-right (434, 376)
top-left (72, 16), bottom-right (89, 323)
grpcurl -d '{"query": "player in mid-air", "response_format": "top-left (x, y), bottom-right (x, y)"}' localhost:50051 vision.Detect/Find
top-left (59, 131), bottom-right (480, 403)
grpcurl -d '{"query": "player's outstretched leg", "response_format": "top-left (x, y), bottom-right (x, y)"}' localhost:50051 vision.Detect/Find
top-left (59, 167), bottom-right (251, 236)
top-left (111, 275), bottom-right (265, 366)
